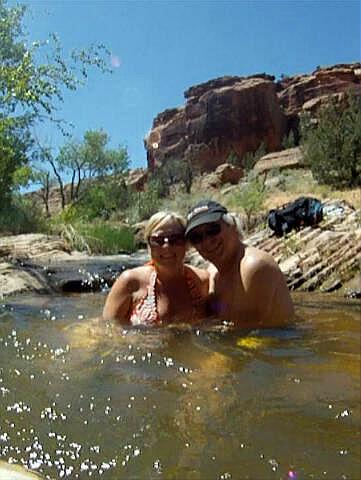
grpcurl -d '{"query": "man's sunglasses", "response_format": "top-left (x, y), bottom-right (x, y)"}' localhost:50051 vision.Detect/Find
top-left (148, 233), bottom-right (186, 247)
top-left (186, 223), bottom-right (222, 245)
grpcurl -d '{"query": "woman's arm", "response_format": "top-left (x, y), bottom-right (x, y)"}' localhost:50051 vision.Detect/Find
top-left (102, 270), bottom-right (139, 323)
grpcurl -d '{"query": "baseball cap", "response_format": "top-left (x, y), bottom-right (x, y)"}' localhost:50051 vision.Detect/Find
top-left (185, 200), bottom-right (228, 236)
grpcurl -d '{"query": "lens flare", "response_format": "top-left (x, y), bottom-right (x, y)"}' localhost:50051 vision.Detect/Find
top-left (110, 54), bottom-right (121, 68)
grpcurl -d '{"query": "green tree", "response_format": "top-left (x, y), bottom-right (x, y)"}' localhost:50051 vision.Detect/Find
top-left (81, 129), bottom-right (129, 179)
top-left (301, 91), bottom-right (361, 188)
top-left (155, 155), bottom-right (198, 195)
top-left (0, 0), bottom-right (111, 205)
top-left (45, 129), bottom-right (129, 211)
top-left (0, 119), bottom-right (30, 203)
top-left (31, 167), bottom-right (56, 217)
top-left (74, 176), bottom-right (130, 221)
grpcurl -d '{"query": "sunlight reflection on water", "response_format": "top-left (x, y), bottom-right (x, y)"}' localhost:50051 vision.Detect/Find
top-left (0, 294), bottom-right (360, 479)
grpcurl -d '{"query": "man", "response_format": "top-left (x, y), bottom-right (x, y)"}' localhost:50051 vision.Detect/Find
top-left (185, 200), bottom-right (294, 327)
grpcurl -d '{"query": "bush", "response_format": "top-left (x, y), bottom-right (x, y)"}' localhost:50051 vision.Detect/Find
top-left (227, 175), bottom-right (266, 233)
top-left (282, 131), bottom-right (296, 149)
top-left (301, 91), bottom-right (361, 188)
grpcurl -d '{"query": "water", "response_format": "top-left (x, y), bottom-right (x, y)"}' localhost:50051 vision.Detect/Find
top-left (0, 292), bottom-right (360, 480)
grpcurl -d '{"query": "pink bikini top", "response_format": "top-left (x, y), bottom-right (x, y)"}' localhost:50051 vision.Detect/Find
top-left (129, 265), bottom-right (204, 326)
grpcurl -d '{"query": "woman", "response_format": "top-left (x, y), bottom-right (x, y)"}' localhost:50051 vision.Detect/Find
top-left (103, 211), bottom-right (209, 325)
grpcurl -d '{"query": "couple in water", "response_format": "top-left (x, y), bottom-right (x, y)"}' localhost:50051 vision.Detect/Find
top-left (103, 200), bottom-right (294, 328)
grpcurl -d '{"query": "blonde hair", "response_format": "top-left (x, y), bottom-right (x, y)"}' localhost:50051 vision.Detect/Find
top-left (144, 211), bottom-right (186, 241)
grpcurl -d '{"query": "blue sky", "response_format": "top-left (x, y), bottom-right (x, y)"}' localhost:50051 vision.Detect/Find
top-left (20, 0), bottom-right (360, 170)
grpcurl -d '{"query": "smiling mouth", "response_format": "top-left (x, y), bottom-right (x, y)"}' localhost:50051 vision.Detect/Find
top-left (203, 241), bottom-right (221, 256)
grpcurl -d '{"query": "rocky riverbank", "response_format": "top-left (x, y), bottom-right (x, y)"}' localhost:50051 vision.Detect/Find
top-left (0, 199), bottom-right (360, 299)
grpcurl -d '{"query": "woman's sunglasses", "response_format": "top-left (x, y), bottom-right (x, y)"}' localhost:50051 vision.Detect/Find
top-left (186, 223), bottom-right (222, 245)
top-left (148, 233), bottom-right (186, 247)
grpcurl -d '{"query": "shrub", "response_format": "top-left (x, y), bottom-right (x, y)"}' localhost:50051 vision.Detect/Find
top-left (282, 131), bottom-right (296, 149)
top-left (227, 175), bottom-right (266, 233)
top-left (125, 178), bottom-right (162, 224)
top-left (300, 91), bottom-right (361, 188)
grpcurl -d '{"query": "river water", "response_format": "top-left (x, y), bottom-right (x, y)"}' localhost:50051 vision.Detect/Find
top-left (0, 292), bottom-right (360, 480)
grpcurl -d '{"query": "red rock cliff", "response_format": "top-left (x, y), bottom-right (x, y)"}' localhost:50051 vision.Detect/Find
top-left (145, 63), bottom-right (361, 173)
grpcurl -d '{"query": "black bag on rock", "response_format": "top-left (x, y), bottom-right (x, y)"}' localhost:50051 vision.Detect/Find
top-left (267, 196), bottom-right (323, 237)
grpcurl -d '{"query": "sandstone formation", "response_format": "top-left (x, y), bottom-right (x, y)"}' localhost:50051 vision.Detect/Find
top-left (146, 75), bottom-right (286, 172)
top-left (277, 63), bottom-right (361, 116)
top-left (145, 63), bottom-right (361, 174)
top-left (0, 234), bottom-right (71, 259)
top-left (246, 199), bottom-right (360, 293)
top-left (254, 147), bottom-right (304, 174)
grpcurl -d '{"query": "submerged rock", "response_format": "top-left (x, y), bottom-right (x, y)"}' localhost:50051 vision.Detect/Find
top-left (0, 460), bottom-right (42, 479)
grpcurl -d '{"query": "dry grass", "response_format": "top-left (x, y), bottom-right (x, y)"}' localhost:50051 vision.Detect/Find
top-left (263, 169), bottom-right (360, 209)
top-left (264, 188), bottom-right (360, 210)
top-left (158, 169), bottom-right (360, 229)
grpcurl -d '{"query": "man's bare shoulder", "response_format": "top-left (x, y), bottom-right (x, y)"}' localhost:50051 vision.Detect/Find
top-left (241, 245), bottom-right (284, 288)
top-left (243, 245), bottom-right (279, 270)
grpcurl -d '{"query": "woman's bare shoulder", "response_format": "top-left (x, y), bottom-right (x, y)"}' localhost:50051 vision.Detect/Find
top-left (112, 265), bottom-right (152, 293)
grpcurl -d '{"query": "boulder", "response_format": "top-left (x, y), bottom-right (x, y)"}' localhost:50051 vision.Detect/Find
top-left (0, 234), bottom-right (71, 259)
top-left (214, 163), bottom-right (243, 184)
top-left (254, 147), bottom-right (304, 174)
top-left (126, 168), bottom-right (148, 191)
top-left (0, 261), bottom-right (50, 297)
top-left (200, 163), bottom-right (243, 189)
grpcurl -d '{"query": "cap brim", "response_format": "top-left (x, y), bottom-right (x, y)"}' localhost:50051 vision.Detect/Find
top-left (185, 211), bottom-right (223, 236)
